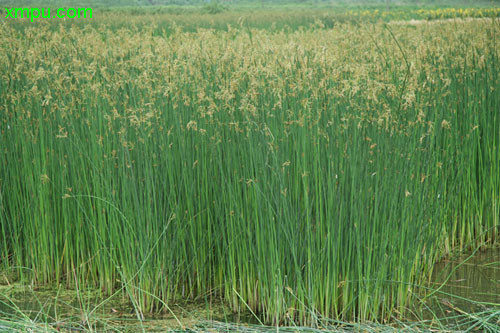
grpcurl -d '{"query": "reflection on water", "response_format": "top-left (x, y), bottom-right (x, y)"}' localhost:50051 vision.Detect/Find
top-left (431, 248), bottom-right (500, 309)
top-left (419, 246), bottom-right (500, 330)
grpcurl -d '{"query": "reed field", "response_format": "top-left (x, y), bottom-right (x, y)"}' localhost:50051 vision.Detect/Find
top-left (0, 5), bottom-right (500, 329)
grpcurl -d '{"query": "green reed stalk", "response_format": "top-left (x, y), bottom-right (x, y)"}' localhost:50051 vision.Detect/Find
top-left (0, 18), bottom-right (499, 325)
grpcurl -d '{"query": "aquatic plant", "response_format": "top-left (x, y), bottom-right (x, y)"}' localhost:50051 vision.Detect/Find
top-left (0, 16), bottom-right (499, 325)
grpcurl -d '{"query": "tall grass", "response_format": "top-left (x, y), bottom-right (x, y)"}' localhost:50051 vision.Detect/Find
top-left (0, 17), bottom-right (499, 325)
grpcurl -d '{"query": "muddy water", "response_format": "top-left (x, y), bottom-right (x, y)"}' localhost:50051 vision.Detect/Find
top-left (430, 248), bottom-right (500, 311)
top-left (413, 247), bottom-right (500, 331)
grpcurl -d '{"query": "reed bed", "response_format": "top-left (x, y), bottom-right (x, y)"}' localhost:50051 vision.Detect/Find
top-left (0, 16), bottom-right (499, 325)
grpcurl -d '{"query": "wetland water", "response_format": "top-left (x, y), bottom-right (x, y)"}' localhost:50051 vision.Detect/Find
top-left (1, 248), bottom-right (499, 331)
top-left (427, 248), bottom-right (500, 314)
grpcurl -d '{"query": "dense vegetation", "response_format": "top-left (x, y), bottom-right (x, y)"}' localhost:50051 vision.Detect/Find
top-left (1, 4), bottom-right (499, 327)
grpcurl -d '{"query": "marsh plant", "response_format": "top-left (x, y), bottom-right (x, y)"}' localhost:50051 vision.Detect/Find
top-left (0, 17), bottom-right (499, 325)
